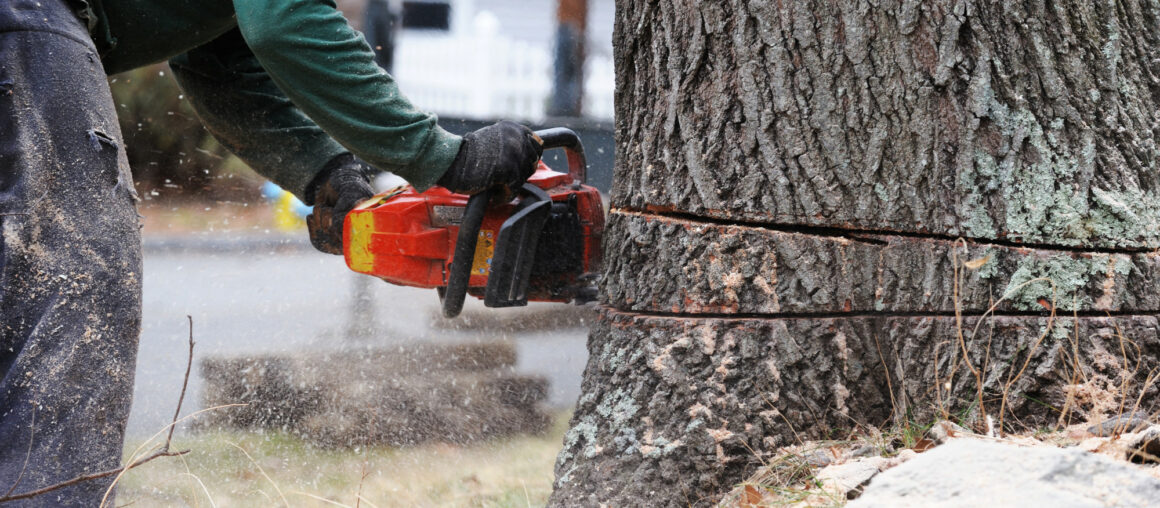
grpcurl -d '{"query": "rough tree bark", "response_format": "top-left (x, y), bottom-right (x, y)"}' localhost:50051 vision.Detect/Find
top-left (551, 1), bottom-right (1160, 506)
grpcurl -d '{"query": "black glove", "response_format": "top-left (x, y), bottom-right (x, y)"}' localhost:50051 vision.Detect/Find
top-left (305, 154), bottom-right (375, 255)
top-left (436, 121), bottom-right (544, 195)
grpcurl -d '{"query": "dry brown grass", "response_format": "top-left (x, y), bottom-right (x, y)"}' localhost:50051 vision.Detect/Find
top-left (116, 412), bottom-right (570, 508)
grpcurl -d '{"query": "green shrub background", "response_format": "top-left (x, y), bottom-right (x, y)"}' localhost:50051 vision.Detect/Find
top-left (109, 65), bottom-right (261, 202)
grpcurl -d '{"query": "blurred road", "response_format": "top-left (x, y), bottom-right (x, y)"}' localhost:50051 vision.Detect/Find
top-left (128, 232), bottom-right (591, 436)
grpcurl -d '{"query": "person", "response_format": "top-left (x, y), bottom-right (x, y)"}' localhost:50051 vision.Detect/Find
top-left (0, 0), bottom-right (543, 504)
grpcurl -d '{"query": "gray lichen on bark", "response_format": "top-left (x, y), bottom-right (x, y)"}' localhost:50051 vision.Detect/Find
top-left (612, 0), bottom-right (1160, 248)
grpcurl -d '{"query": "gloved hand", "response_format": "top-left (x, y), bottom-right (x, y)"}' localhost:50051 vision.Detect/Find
top-left (305, 154), bottom-right (375, 255)
top-left (436, 121), bottom-right (544, 195)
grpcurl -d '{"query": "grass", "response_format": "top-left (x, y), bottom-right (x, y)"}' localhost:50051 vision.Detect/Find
top-left (723, 443), bottom-right (845, 508)
top-left (116, 412), bottom-right (570, 508)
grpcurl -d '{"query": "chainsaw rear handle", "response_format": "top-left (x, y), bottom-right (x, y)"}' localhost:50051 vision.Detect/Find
top-left (535, 127), bottom-right (587, 184)
top-left (441, 127), bottom-right (586, 318)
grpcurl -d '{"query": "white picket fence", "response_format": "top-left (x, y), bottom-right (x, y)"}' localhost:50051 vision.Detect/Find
top-left (393, 13), bottom-right (614, 121)
top-left (584, 54), bottom-right (615, 120)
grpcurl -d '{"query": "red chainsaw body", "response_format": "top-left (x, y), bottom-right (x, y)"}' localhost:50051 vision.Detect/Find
top-left (343, 162), bottom-right (604, 303)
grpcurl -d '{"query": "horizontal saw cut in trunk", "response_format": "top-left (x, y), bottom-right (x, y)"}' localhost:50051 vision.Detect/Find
top-left (603, 211), bottom-right (1160, 315)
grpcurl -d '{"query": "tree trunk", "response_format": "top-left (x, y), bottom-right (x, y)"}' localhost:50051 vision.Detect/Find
top-left (551, 0), bottom-right (1160, 505)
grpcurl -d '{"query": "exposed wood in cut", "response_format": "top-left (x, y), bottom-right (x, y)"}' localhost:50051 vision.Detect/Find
top-left (604, 211), bottom-right (1160, 315)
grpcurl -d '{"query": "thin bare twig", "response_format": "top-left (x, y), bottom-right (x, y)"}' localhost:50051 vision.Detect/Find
top-left (4, 406), bottom-right (35, 498)
top-left (1055, 298), bottom-right (1084, 430)
top-left (355, 460), bottom-right (370, 508)
top-left (167, 316), bottom-right (196, 449)
top-left (952, 240), bottom-right (987, 421)
top-left (1111, 318), bottom-right (1144, 438)
top-left (871, 332), bottom-right (899, 423)
top-left (293, 491), bottom-right (354, 507)
top-left (99, 403), bottom-right (243, 508)
top-left (758, 391), bottom-right (803, 446)
top-left (959, 275), bottom-right (1056, 435)
top-left (0, 317), bottom-right (211, 505)
top-left (736, 439), bottom-right (775, 473)
top-left (229, 442), bottom-right (289, 507)
top-left (933, 340), bottom-right (951, 421)
top-left (179, 471), bottom-right (216, 508)
top-left (981, 302), bottom-right (997, 412)
top-left (0, 447), bottom-right (190, 503)
top-left (356, 494), bottom-right (382, 508)
top-left (997, 283), bottom-right (1058, 435)
top-left (1124, 367), bottom-right (1160, 435)
top-left (101, 317), bottom-right (205, 507)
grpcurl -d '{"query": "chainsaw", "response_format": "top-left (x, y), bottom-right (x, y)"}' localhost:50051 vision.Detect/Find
top-left (342, 128), bottom-right (604, 318)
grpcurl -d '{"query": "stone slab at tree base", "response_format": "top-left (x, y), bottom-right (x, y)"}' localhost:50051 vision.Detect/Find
top-left (849, 439), bottom-right (1160, 507)
top-left (199, 342), bottom-right (550, 447)
top-left (548, 309), bottom-right (1160, 507)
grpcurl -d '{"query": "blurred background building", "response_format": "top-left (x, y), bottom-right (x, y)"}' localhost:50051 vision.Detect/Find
top-left (342, 0), bottom-right (615, 122)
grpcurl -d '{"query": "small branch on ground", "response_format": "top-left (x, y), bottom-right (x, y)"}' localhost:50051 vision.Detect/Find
top-left (229, 441), bottom-right (290, 507)
top-left (997, 283), bottom-right (1057, 435)
top-left (952, 240), bottom-right (987, 421)
top-left (0, 316), bottom-right (199, 505)
top-left (3, 406), bottom-right (35, 498)
top-left (356, 460), bottom-right (369, 508)
top-left (1055, 298), bottom-right (1084, 431)
top-left (0, 448), bottom-right (193, 504)
top-left (165, 315), bottom-right (196, 450)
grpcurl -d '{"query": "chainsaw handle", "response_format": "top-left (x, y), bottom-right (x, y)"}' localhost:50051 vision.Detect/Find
top-left (535, 128), bottom-right (587, 184)
top-left (441, 188), bottom-right (493, 318)
top-left (443, 128), bottom-right (583, 318)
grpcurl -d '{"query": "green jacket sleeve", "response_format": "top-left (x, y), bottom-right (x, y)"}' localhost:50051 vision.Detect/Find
top-left (231, 0), bottom-right (462, 193)
top-left (169, 29), bottom-right (349, 200)
top-left (167, 1), bottom-right (462, 201)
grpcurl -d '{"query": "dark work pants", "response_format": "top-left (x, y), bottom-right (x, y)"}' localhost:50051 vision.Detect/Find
top-left (0, 0), bottom-right (142, 505)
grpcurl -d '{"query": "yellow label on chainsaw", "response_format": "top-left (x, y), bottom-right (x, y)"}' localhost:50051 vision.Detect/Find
top-left (471, 230), bottom-right (495, 276)
top-left (347, 211), bottom-right (375, 273)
